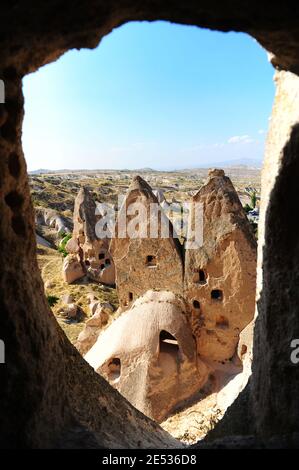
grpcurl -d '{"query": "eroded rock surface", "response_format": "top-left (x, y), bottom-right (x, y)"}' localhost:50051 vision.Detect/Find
top-left (110, 176), bottom-right (183, 309)
top-left (67, 187), bottom-right (115, 285)
top-left (185, 169), bottom-right (257, 362)
top-left (62, 254), bottom-right (85, 284)
top-left (76, 302), bottom-right (114, 355)
top-left (85, 290), bottom-right (207, 422)
top-left (35, 207), bottom-right (72, 234)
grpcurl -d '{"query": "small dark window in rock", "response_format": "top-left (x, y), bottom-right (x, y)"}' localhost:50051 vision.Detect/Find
top-left (193, 269), bottom-right (207, 284)
top-left (105, 258), bottom-right (111, 265)
top-left (100, 264), bottom-right (105, 270)
top-left (85, 260), bottom-right (90, 266)
top-left (146, 255), bottom-right (157, 267)
top-left (99, 253), bottom-right (105, 260)
top-left (107, 358), bottom-right (121, 381)
top-left (211, 289), bottom-right (223, 301)
top-left (159, 330), bottom-right (179, 355)
top-left (193, 300), bottom-right (200, 309)
top-left (129, 292), bottom-right (133, 301)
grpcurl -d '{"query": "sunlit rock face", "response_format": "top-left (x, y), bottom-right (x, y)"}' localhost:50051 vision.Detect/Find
top-left (110, 176), bottom-right (183, 309)
top-left (86, 170), bottom-right (256, 424)
top-left (67, 187), bottom-right (115, 285)
top-left (62, 254), bottom-right (85, 284)
top-left (185, 169), bottom-right (257, 362)
top-left (85, 290), bottom-right (208, 422)
top-left (35, 207), bottom-right (72, 234)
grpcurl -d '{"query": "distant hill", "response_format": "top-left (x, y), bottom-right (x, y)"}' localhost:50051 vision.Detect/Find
top-left (192, 158), bottom-right (262, 170)
top-left (28, 159), bottom-right (262, 175)
top-left (29, 168), bottom-right (53, 175)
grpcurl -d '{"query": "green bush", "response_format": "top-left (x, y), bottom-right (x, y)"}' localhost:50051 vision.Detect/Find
top-left (244, 203), bottom-right (252, 213)
top-left (58, 230), bottom-right (67, 239)
top-left (58, 233), bottom-right (72, 257)
top-left (250, 192), bottom-right (257, 209)
top-left (47, 295), bottom-right (59, 307)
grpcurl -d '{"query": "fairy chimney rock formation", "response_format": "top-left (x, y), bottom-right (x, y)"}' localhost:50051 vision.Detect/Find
top-left (67, 187), bottom-right (115, 285)
top-left (184, 169), bottom-right (257, 362)
top-left (208, 168), bottom-right (225, 178)
top-left (85, 290), bottom-right (208, 422)
top-left (110, 176), bottom-right (183, 309)
top-left (72, 187), bottom-right (97, 245)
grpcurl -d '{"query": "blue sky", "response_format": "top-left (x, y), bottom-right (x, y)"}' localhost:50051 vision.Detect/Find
top-left (22, 21), bottom-right (275, 171)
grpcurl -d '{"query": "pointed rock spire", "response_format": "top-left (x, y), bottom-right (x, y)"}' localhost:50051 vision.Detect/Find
top-left (110, 175), bottom-right (183, 309)
top-left (184, 168), bottom-right (257, 363)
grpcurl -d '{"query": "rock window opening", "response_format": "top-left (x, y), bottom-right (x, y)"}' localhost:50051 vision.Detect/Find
top-left (193, 269), bottom-right (207, 284)
top-left (107, 358), bottom-right (121, 381)
top-left (146, 255), bottom-right (157, 267)
top-left (240, 344), bottom-right (247, 357)
top-left (193, 300), bottom-right (200, 309)
top-left (159, 330), bottom-right (179, 355)
top-left (85, 260), bottom-right (90, 266)
top-left (105, 258), bottom-right (111, 265)
top-left (199, 269), bottom-right (206, 284)
top-left (99, 253), bottom-right (105, 260)
top-left (124, 292), bottom-right (134, 306)
top-left (100, 264), bottom-right (105, 270)
top-left (211, 289), bottom-right (223, 301)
